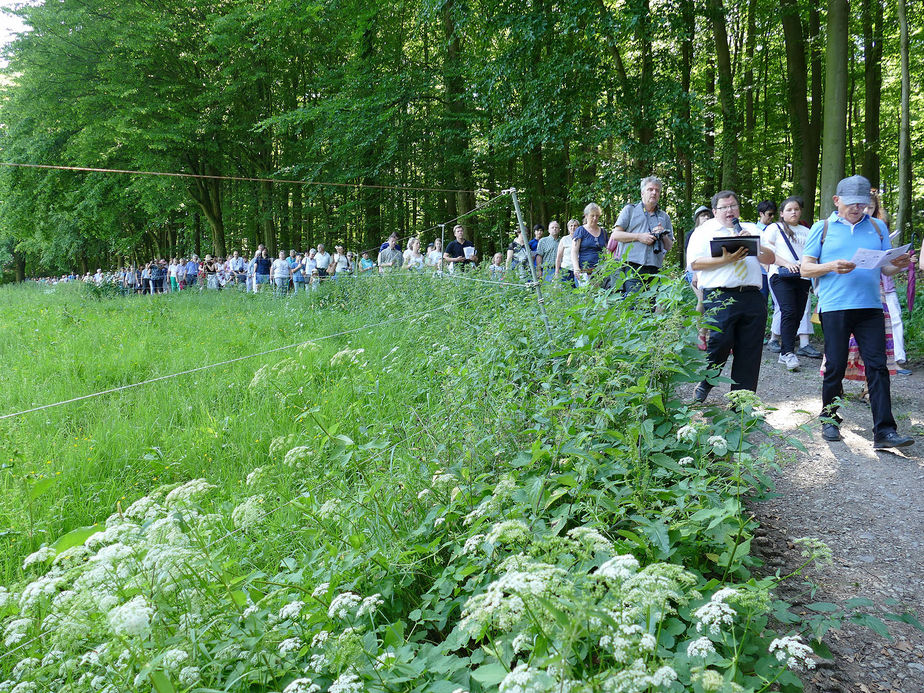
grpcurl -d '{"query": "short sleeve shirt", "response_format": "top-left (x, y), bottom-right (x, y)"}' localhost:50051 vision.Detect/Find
top-left (803, 212), bottom-right (890, 313)
top-left (271, 259), bottom-right (291, 278)
top-left (535, 235), bottom-right (560, 269)
top-left (572, 226), bottom-right (607, 270)
top-left (614, 203), bottom-right (673, 267)
top-left (686, 218), bottom-right (763, 289)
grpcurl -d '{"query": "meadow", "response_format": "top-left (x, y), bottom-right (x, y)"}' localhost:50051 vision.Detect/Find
top-left (0, 273), bottom-right (870, 692)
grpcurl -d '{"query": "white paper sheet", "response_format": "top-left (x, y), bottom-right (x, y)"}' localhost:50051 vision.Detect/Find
top-left (849, 243), bottom-right (912, 269)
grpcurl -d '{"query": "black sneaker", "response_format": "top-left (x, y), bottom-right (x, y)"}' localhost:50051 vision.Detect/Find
top-left (873, 431), bottom-right (915, 450)
top-left (796, 344), bottom-right (823, 359)
top-left (766, 339), bottom-right (781, 354)
top-left (693, 382), bottom-right (712, 403)
top-left (821, 422), bottom-right (842, 442)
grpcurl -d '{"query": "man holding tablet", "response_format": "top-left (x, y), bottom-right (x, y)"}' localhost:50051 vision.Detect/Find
top-left (687, 190), bottom-right (778, 402)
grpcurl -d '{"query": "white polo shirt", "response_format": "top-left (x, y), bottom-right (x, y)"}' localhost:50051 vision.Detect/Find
top-left (686, 218), bottom-right (763, 290)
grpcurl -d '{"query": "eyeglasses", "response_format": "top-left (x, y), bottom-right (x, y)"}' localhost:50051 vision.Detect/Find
top-left (716, 203), bottom-right (740, 211)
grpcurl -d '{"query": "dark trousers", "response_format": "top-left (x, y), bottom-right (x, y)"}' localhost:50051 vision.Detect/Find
top-left (820, 309), bottom-right (896, 437)
top-left (703, 288), bottom-right (767, 392)
top-left (622, 263), bottom-right (660, 296)
top-left (769, 275), bottom-right (811, 356)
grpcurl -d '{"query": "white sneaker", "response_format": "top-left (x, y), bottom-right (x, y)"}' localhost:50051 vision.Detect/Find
top-left (778, 352), bottom-right (800, 371)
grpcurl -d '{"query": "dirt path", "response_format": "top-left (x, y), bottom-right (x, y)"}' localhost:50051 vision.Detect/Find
top-left (700, 348), bottom-right (924, 692)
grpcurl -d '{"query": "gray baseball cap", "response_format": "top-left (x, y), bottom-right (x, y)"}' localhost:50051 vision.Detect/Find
top-left (835, 175), bottom-right (871, 206)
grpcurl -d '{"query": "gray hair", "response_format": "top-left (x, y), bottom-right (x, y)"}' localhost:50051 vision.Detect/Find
top-left (640, 176), bottom-right (662, 195)
top-left (583, 203), bottom-right (602, 218)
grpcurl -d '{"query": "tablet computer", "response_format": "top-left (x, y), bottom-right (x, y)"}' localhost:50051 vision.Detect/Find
top-left (709, 235), bottom-right (760, 258)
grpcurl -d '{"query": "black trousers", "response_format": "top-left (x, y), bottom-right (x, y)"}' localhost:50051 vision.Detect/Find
top-left (703, 288), bottom-right (767, 392)
top-left (820, 308), bottom-right (896, 437)
top-left (769, 275), bottom-right (811, 356)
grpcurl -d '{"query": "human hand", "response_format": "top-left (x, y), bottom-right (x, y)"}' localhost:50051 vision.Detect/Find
top-left (779, 261), bottom-right (800, 272)
top-left (890, 253), bottom-right (912, 270)
top-left (830, 260), bottom-right (856, 274)
top-left (721, 246), bottom-right (748, 264)
top-left (638, 233), bottom-right (656, 245)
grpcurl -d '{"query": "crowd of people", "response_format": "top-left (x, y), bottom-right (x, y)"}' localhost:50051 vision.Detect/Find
top-left (28, 174), bottom-right (923, 450)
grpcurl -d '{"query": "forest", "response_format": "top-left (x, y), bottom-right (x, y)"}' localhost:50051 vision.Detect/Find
top-left (0, 0), bottom-right (921, 277)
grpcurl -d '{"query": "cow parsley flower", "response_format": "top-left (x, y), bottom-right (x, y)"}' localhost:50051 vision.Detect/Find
top-left (486, 520), bottom-right (530, 545)
top-left (677, 424), bottom-right (698, 442)
top-left (311, 631), bottom-right (330, 648)
top-left (0, 587), bottom-right (10, 609)
top-left (279, 637), bottom-right (302, 655)
top-left (284, 679), bottom-right (321, 693)
top-left (769, 634), bottom-right (815, 670)
top-left (284, 446), bottom-right (313, 467)
top-left (164, 479), bottom-right (216, 506)
top-left (498, 663), bottom-right (555, 693)
top-left (568, 526), bottom-right (614, 553)
top-left (318, 499), bottom-right (341, 519)
top-left (463, 534), bottom-right (485, 554)
top-left (107, 596), bottom-right (153, 638)
top-left (678, 456), bottom-right (694, 466)
top-left (162, 649), bottom-right (188, 670)
top-left (245, 467), bottom-right (264, 486)
top-left (597, 554), bottom-right (640, 582)
top-left (178, 666), bottom-right (201, 686)
top-left (357, 594), bottom-right (384, 617)
top-left (327, 592), bottom-right (361, 619)
top-left (694, 589), bottom-right (737, 635)
top-left (707, 435), bottom-right (728, 456)
top-left (687, 636), bottom-right (717, 658)
top-left (22, 546), bottom-right (56, 570)
top-left (329, 670), bottom-right (363, 693)
top-left (278, 600), bottom-right (305, 621)
top-left (232, 495), bottom-right (264, 529)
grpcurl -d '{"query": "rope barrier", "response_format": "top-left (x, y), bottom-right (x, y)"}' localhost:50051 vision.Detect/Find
top-left (0, 161), bottom-right (484, 195)
top-left (0, 286), bottom-right (506, 422)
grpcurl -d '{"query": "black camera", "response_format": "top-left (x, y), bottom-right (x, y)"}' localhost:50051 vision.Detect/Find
top-left (652, 229), bottom-right (669, 254)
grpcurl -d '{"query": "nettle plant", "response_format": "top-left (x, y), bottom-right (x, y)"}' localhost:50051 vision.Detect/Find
top-left (0, 276), bottom-right (905, 692)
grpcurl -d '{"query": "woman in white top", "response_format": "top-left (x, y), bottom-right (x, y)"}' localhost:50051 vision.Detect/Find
top-left (761, 196), bottom-right (811, 371)
top-left (425, 238), bottom-right (443, 271)
top-left (404, 237), bottom-right (425, 270)
top-left (555, 219), bottom-right (579, 284)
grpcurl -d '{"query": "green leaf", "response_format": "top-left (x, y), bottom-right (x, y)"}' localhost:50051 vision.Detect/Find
top-left (850, 613), bottom-right (892, 639)
top-left (471, 662), bottom-right (508, 686)
top-left (51, 523), bottom-right (104, 553)
top-left (806, 602), bottom-right (839, 613)
top-left (28, 477), bottom-right (55, 501)
top-left (150, 671), bottom-right (176, 693)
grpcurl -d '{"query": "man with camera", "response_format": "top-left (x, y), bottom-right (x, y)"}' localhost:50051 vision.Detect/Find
top-left (608, 176), bottom-right (674, 294)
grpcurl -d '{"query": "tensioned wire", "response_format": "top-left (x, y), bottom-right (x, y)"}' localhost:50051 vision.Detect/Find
top-left (0, 283), bottom-right (509, 422)
top-left (0, 282), bottom-right (532, 662)
top-left (0, 161), bottom-right (484, 195)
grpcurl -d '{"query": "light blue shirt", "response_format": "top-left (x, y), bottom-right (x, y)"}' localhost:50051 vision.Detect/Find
top-left (803, 212), bottom-right (889, 313)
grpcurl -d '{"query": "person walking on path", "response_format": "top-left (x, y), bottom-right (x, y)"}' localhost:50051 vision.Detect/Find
top-left (801, 175), bottom-right (914, 450)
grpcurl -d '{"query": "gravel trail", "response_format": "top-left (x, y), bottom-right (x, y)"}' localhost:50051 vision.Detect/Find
top-left (699, 347), bottom-right (923, 692)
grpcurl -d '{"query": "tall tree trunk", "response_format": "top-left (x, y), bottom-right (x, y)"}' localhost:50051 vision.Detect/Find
top-left (441, 0), bottom-right (476, 217)
top-left (741, 0), bottom-right (758, 199)
top-left (818, 0), bottom-right (848, 218)
top-left (186, 162), bottom-right (225, 257)
top-left (194, 212), bottom-right (202, 257)
top-left (896, 0), bottom-right (912, 243)
top-left (862, 0), bottom-right (883, 187)
top-left (677, 0), bottom-right (695, 268)
top-left (261, 180), bottom-right (276, 256)
top-left (704, 65), bottom-right (717, 194)
top-left (711, 0), bottom-right (738, 191)
top-left (13, 251), bottom-right (25, 282)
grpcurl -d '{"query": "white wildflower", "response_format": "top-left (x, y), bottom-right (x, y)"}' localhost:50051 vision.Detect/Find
top-left (231, 495), bottom-right (264, 529)
top-left (431, 472), bottom-right (455, 489)
top-left (511, 633), bottom-right (532, 654)
top-left (677, 424), bottom-right (698, 442)
top-left (311, 582), bottom-right (330, 598)
top-left (357, 594), bottom-right (384, 617)
top-left (650, 665), bottom-right (678, 686)
top-left (278, 600), bottom-right (305, 621)
top-left (568, 526), bottom-right (614, 553)
top-left (597, 554), bottom-right (640, 582)
top-left (434, 516), bottom-right (446, 528)
top-left (0, 587), bottom-right (10, 608)
top-left (463, 534), bottom-right (485, 555)
top-left (164, 478), bottom-right (216, 506)
top-left (284, 446), bottom-right (313, 467)
top-left (678, 456), bottom-right (694, 467)
top-left (687, 636), bottom-right (717, 658)
top-left (242, 604), bottom-right (259, 619)
top-left (374, 651), bottom-right (397, 670)
top-left (498, 663), bottom-right (555, 693)
top-left (311, 631), bottom-right (330, 647)
top-left (107, 595), bottom-right (153, 638)
top-left (245, 467), bottom-right (264, 486)
top-left (330, 348), bottom-right (365, 367)
top-left (11, 683), bottom-right (37, 693)
top-left (417, 488), bottom-right (431, 500)
top-left (769, 634), bottom-right (816, 671)
top-left (22, 546), bottom-right (56, 570)
top-left (327, 592), bottom-right (361, 619)
top-left (707, 435), bottom-right (728, 456)
top-left (123, 496), bottom-right (163, 522)
top-left (12, 657), bottom-right (38, 679)
top-left (279, 637), bottom-right (302, 655)
top-left (178, 666), bottom-right (201, 686)
top-left (318, 499), bottom-right (341, 519)
top-left (269, 434), bottom-right (298, 459)
top-left (486, 520), bottom-right (530, 545)
top-left (162, 649), bottom-right (189, 670)
top-left (329, 670), bottom-right (363, 693)
top-left (307, 652), bottom-right (329, 673)
top-left (284, 679), bottom-right (321, 693)
top-left (694, 589), bottom-right (737, 635)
